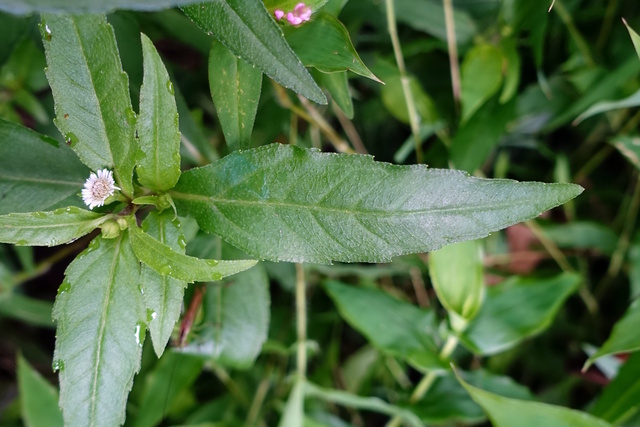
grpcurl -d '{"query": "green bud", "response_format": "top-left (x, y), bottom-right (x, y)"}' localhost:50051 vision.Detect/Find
top-left (101, 220), bottom-right (121, 239)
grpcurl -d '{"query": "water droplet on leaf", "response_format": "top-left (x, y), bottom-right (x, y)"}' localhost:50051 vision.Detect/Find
top-left (147, 309), bottom-right (157, 322)
top-left (159, 264), bottom-right (172, 275)
top-left (134, 322), bottom-right (146, 347)
top-left (205, 259), bottom-right (219, 267)
top-left (57, 281), bottom-right (71, 295)
top-left (138, 284), bottom-right (145, 295)
top-left (177, 235), bottom-right (187, 249)
top-left (166, 80), bottom-right (175, 95)
top-left (52, 359), bottom-right (64, 372)
top-left (125, 108), bottom-right (136, 126)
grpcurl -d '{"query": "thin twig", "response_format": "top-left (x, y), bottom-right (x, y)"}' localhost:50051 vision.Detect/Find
top-left (385, 0), bottom-right (423, 163)
top-left (295, 263), bottom-right (307, 379)
top-left (335, 107), bottom-right (368, 154)
top-left (443, 0), bottom-right (461, 109)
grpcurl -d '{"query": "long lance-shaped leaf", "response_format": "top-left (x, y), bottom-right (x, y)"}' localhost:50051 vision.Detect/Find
top-left (0, 118), bottom-right (88, 215)
top-left (53, 232), bottom-right (144, 426)
top-left (0, 207), bottom-right (107, 246)
top-left (139, 211), bottom-right (187, 357)
top-left (137, 34), bottom-right (181, 191)
top-left (181, 0), bottom-right (326, 104)
top-left (41, 14), bottom-right (136, 196)
top-left (1, 0), bottom-right (208, 15)
top-left (209, 40), bottom-right (262, 151)
top-left (170, 144), bottom-right (584, 264)
top-left (130, 224), bottom-right (257, 282)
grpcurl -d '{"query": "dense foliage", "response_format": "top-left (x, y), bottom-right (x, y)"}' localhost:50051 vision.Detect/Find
top-left (0, 0), bottom-right (639, 426)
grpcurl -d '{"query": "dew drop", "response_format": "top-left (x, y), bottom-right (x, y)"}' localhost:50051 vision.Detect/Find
top-left (166, 80), bottom-right (175, 95)
top-left (146, 309), bottom-right (157, 322)
top-left (211, 273), bottom-right (223, 281)
top-left (125, 108), bottom-right (137, 126)
top-left (53, 208), bottom-right (66, 215)
top-left (33, 212), bottom-right (47, 219)
top-left (57, 280), bottom-right (71, 295)
top-left (134, 322), bottom-right (146, 347)
top-left (159, 264), bottom-right (172, 275)
top-left (138, 284), bottom-right (145, 295)
top-left (40, 22), bottom-right (52, 41)
top-left (52, 359), bottom-right (64, 372)
top-left (65, 132), bottom-right (79, 147)
top-left (177, 235), bottom-right (187, 249)
top-left (15, 240), bottom-right (28, 246)
top-left (87, 238), bottom-right (101, 252)
top-left (205, 259), bottom-right (219, 267)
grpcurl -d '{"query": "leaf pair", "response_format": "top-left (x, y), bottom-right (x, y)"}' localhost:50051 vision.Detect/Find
top-left (42, 14), bottom-right (181, 195)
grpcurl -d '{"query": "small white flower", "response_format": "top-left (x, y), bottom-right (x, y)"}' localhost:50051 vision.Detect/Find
top-left (82, 169), bottom-right (120, 210)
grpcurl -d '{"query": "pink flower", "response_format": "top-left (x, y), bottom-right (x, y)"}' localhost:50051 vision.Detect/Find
top-left (286, 2), bottom-right (311, 26)
top-left (274, 9), bottom-right (284, 20)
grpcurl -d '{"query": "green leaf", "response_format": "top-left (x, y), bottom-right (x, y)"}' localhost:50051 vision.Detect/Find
top-left (284, 13), bottom-right (380, 82)
top-left (590, 352), bottom-right (640, 424)
top-left (314, 70), bottom-right (354, 119)
top-left (392, 0), bottom-right (476, 45)
top-left (0, 293), bottom-right (54, 327)
top-left (0, 0), bottom-right (207, 14)
top-left (0, 207), bottom-right (107, 246)
top-left (546, 58), bottom-right (640, 130)
top-left (456, 371), bottom-right (613, 427)
top-left (623, 18), bottom-right (640, 62)
top-left (139, 211), bottom-right (187, 357)
top-left (0, 118), bottom-right (89, 215)
top-left (182, 0), bottom-right (326, 104)
top-left (460, 273), bottom-right (581, 355)
top-left (460, 44), bottom-right (504, 123)
top-left (611, 135), bottom-right (640, 171)
top-left (182, 236), bottom-right (270, 368)
top-left (429, 239), bottom-right (484, 326)
top-left (208, 41), bottom-right (262, 151)
top-left (381, 75), bottom-right (438, 125)
top-left (586, 299), bottom-right (640, 366)
top-left (42, 14), bottom-right (136, 196)
top-left (130, 224), bottom-right (257, 283)
top-left (574, 88), bottom-right (640, 125)
top-left (133, 351), bottom-right (204, 427)
top-left (53, 232), bottom-right (144, 426)
top-left (323, 280), bottom-right (443, 371)
top-left (0, 12), bottom-right (31, 65)
top-left (17, 354), bottom-right (63, 427)
top-left (451, 97), bottom-right (515, 173)
top-left (304, 381), bottom-right (424, 427)
top-left (171, 144), bottom-right (583, 264)
top-left (410, 370), bottom-right (532, 424)
top-left (543, 221), bottom-right (618, 256)
top-left (279, 378), bottom-right (305, 427)
top-left (137, 34), bottom-right (181, 191)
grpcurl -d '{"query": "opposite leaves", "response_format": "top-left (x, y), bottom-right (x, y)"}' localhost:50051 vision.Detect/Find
top-left (41, 14), bottom-right (137, 196)
top-left (171, 144), bottom-right (584, 264)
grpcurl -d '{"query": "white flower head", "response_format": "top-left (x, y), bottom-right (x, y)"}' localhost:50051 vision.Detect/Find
top-left (82, 169), bottom-right (120, 210)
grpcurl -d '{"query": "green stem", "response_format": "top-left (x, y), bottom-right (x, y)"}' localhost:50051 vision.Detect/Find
top-left (385, 0), bottom-right (423, 163)
top-left (443, 0), bottom-right (461, 108)
top-left (552, 0), bottom-right (595, 67)
top-left (295, 263), bottom-right (307, 380)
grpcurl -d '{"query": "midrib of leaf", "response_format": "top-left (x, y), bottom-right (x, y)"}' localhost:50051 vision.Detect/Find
top-left (170, 191), bottom-right (542, 217)
top-left (71, 17), bottom-right (114, 168)
top-left (218, 0), bottom-right (302, 83)
top-left (152, 74), bottom-right (162, 184)
top-left (0, 173), bottom-right (83, 186)
top-left (2, 217), bottom-right (106, 231)
top-left (90, 234), bottom-right (122, 420)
